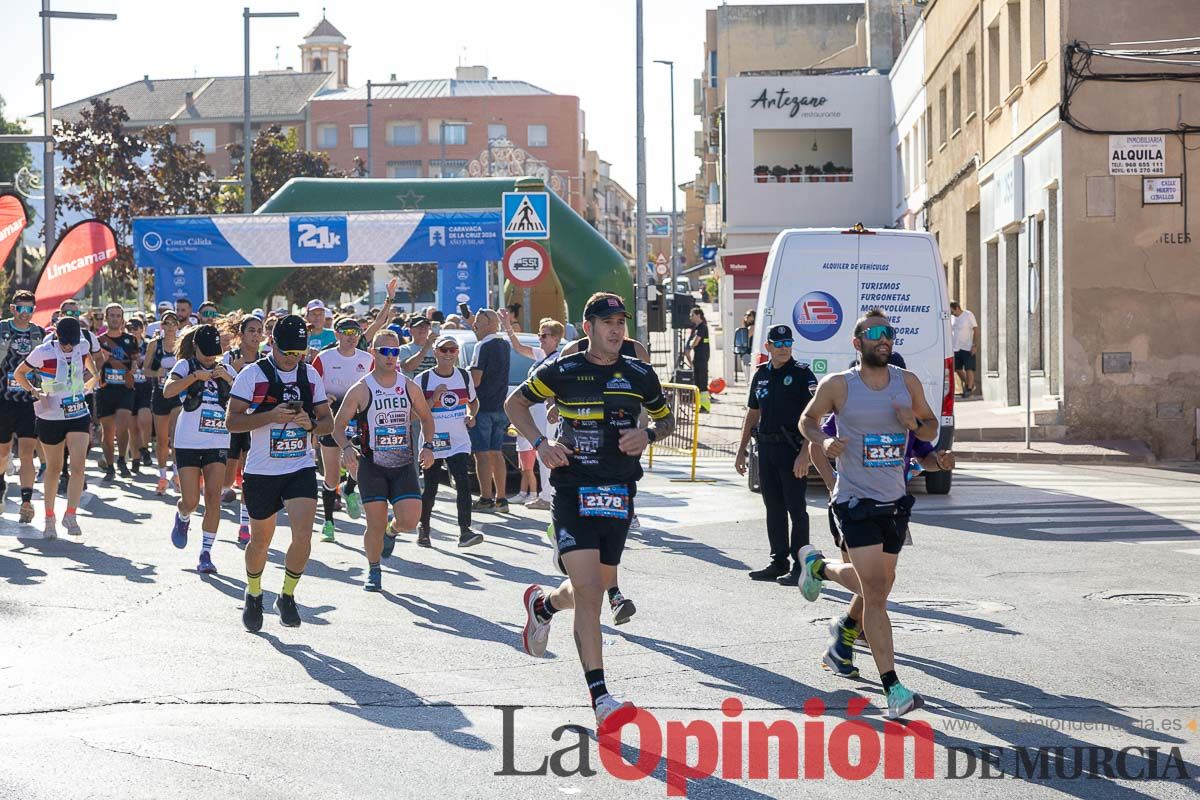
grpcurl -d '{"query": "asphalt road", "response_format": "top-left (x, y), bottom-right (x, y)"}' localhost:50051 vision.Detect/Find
top-left (1, 457), bottom-right (1198, 799)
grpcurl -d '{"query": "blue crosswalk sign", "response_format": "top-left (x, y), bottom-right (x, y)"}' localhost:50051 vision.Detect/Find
top-left (502, 192), bottom-right (550, 240)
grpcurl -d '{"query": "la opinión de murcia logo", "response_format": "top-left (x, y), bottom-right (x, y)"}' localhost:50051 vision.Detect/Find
top-left (47, 247), bottom-right (118, 280)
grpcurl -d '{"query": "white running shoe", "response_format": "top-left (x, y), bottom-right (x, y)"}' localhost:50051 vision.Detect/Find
top-left (629, 514), bottom-right (641, 530)
top-left (514, 491), bottom-right (531, 504)
top-left (594, 693), bottom-right (638, 735)
top-left (62, 513), bottom-right (82, 537)
top-left (43, 517), bottom-right (57, 540)
top-left (521, 584), bottom-right (552, 657)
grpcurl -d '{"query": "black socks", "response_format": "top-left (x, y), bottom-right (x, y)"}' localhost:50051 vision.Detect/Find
top-left (585, 669), bottom-right (608, 706)
top-left (322, 487), bottom-right (337, 520)
top-left (881, 670), bottom-right (899, 690)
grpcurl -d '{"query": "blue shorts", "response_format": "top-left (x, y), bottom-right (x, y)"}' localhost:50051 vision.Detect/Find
top-left (469, 409), bottom-right (509, 452)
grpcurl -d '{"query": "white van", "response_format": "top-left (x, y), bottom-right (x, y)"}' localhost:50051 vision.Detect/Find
top-left (750, 225), bottom-right (955, 494)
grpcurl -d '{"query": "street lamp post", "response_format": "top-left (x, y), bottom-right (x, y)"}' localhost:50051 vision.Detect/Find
top-left (243, 8), bottom-right (299, 214)
top-left (365, 79), bottom-right (408, 178)
top-left (634, 0), bottom-right (648, 343)
top-left (654, 58), bottom-right (678, 367)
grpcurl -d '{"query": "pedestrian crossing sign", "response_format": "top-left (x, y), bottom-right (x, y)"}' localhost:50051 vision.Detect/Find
top-left (502, 192), bottom-right (550, 240)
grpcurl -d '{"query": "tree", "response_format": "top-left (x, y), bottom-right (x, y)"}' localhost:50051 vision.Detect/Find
top-left (0, 94), bottom-right (33, 186)
top-left (389, 263), bottom-right (438, 312)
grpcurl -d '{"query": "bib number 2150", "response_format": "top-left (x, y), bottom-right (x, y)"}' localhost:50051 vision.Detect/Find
top-left (270, 427), bottom-right (307, 458)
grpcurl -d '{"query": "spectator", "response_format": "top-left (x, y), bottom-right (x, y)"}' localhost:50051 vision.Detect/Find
top-left (506, 303), bottom-right (523, 332)
top-left (468, 308), bottom-right (511, 512)
top-left (684, 307), bottom-right (712, 412)
top-left (950, 301), bottom-right (978, 398)
top-left (398, 316), bottom-right (438, 377)
top-left (442, 314), bottom-right (465, 330)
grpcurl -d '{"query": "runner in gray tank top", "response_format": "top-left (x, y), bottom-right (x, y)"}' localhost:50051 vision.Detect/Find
top-left (799, 308), bottom-right (940, 720)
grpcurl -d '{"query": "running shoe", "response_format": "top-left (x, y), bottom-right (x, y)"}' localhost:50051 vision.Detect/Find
top-left (103, 464), bottom-right (115, 483)
top-left (221, 487), bottom-right (237, 504)
top-left (629, 514), bottom-right (641, 530)
top-left (417, 523), bottom-right (432, 548)
top-left (130, 457), bottom-right (141, 475)
top-left (43, 516), bottom-right (57, 540)
top-left (345, 490), bottom-right (362, 520)
top-left (594, 694), bottom-right (638, 735)
top-left (610, 592), bottom-right (637, 626)
top-left (321, 520), bottom-right (335, 543)
top-left (513, 491), bottom-right (530, 504)
top-left (526, 497), bottom-right (552, 511)
top-left (275, 594), bottom-right (302, 627)
top-left (171, 513), bottom-right (190, 549)
top-left (36, 463), bottom-right (45, 481)
top-left (798, 544), bottom-right (824, 602)
top-left (237, 524), bottom-right (251, 545)
top-left (777, 564), bottom-right (803, 587)
top-left (458, 528), bottom-right (483, 548)
top-left (18, 503), bottom-right (35, 524)
top-left (495, 498), bottom-right (510, 513)
top-left (381, 532), bottom-right (398, 559)
top-left (140, 447), bottom-right (153, 467)
top-left (546, 522), bottom-right (566, 576)
top-left (471, 497), bottom-right (495, 511)
top-left (363, 564), bottom-right (382, 592)
top-left (117, 459), bottom-right (130, 479)
top-left (155, 477), bottom-right (168, 496)
top-left (197, 551), bottom-right (217, 575)
top-left (521, 584), bottom-right (551, 657)
top-left (62, 513), bottom-right (82, 537)
top-left (821, 617), bottom-right (860, 679)
top-left (886, 682), bottom-right (925, 720)
top-left (57, 473), bottom-right (67, 496)
top-left (386, 518), bottom-right (397, 536)
top-left (242, 592), bottom-right (263, 633)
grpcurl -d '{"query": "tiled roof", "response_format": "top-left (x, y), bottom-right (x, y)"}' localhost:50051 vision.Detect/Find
top-left (304, 17), bottom-right (345, 39)
top-left (316, 78), bottom-right (552, 101)
top-left (41, 72), bottom-right (333, 124)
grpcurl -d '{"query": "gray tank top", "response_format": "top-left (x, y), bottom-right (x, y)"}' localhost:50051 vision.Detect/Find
top-left (833, 365), bottom-right (911, 504)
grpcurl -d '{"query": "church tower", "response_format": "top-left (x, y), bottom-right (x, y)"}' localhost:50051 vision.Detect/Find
top-left (300, 11), bottom-right (349, 88)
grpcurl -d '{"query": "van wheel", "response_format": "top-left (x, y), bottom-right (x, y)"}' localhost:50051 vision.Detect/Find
top-left (924, 469), bottom-right (952, 495)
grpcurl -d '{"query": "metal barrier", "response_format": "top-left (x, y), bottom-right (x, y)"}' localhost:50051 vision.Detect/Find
top-left (647, 382), bottom-right (704, 481)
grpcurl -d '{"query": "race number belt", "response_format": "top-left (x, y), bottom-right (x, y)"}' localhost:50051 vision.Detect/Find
top-left (863, 433), bottom-right (906, 468)
top-left (578, 485), bottom-right (630, 519)
top-left (6, 371), bottom-right (26, 393)
top-left (61, 394), bottom-right (88, 419)
top-left (199, 408), bottom-right (228, 434)
top-left (432, 431), bottom-right (451, 452)
top-left (103, 367), bottom-right (126, 384)
top-left (373, 425), bottom-right (407, 452)
top-left (269, 427), bottom-right (307, 458)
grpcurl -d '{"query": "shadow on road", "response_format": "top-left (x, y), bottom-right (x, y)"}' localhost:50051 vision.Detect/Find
top-left (0, 553), bottom-right (47, 585)
top-left (384, 592), bottom-right (532, 654)
top-left (13, 540), bottom-right (156, 584)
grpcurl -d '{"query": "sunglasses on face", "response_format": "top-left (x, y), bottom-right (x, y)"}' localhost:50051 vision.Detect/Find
top-left (769, 339), bottom-right (794, 348)
top-left (336, 328), bottom-right (361, 336)
top-left (200, 310), bottom-right (219, 319)
top-left (437, 346), bottom-right (459, 354)
top-left (62, 309), bottom-right (81, 317)
top-left (279, 348), bottom-right (308, 357)
top-left (377, 346), bottom-right (401, 357)
top-left (15, 305), bottom-right (34, 314)
top-left (857, 324), bottom-right (897, 341)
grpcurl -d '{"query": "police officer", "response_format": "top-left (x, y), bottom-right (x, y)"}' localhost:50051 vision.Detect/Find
top-left (734, 324), bottom-right (818, 585)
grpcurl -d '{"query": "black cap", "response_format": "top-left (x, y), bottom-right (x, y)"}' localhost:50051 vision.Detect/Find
top-left (56, 317), bottom-right (81, 347)
top-left (194, 324), bottom-right (223, 357)
top-left (273, 314), bottom-right (309, 352)
top-left (583, 295), bottom-right (632, 320)
top-left (408, 315), bottom-right (430, 327)
top-left (766, 324), bottom-right (793, 343)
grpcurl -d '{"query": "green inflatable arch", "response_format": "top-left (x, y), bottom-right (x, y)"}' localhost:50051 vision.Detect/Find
top-left (223, 176), bottom-right (634, 330)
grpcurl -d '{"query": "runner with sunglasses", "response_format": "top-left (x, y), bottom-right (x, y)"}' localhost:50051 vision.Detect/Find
top-left (798, 308), bottom-right (937, 720)
top-left (94, 303), bottom-right (138, 482)
top-left (14, 317), bottom-right (98, 538)
top-left (331, 331), bottom-right (436, 592)
top-left (0, 291), bottom-right (46, 524)
top-left (143, 311), bottom-right (182, 496)
top-left (415, 335), bottom-right (480, 547)
top-left (126, 317), bottom-right (154, 475)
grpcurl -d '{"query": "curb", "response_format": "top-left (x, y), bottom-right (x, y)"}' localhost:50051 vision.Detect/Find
top-left (953, 445), bottom-right (1155, 466)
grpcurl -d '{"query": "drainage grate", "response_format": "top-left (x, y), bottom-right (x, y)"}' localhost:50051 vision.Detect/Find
top-left (1087, 592), bottom-right (1200, 607)
top-left (811, 616), bottom-right (972, 635)
top-left (898, 599), bottom-right (1015, 614)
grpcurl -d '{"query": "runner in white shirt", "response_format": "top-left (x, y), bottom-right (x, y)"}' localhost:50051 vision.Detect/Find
top-left (416, 336), bottom-right (480, 547)
top-left (221, 314), bottom-right (265, 545)
top-left (142, 311), bottom-right (182, 496)
top-left (163, 325), bottom-right (235, 575)
top-left (14, 317), bottom-right (97, 539)
top-left (331, 330), bottom-right (435, 593)
top-left (227, 315), bottom-right (333, 631)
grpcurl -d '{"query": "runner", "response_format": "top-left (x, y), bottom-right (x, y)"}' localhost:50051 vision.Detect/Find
top-left (14, 317), bottom-right (97, 538)
top-left (144, 311), bottom-right (182, 495)
top-left (397, 316), bottom-right (437, 378)
top-left (305, 300), bottom-right (336, 359)
top-left (331, 330), bottom-right (436, 591)
top-left (227, 314), bottom-right (333, 630)
top-left (162, 325), bottom-right (234, 574)
top-left (415, 335), bottom-right (480, 547)
top-left (0, 290), bottom-right (45, 524)
top-left (507, 292), bottom-right (674, 732)
top-left (50, 300), bottom-right (102, 497)
top-left (312, 316), bottom-right (374, 542)
top-left (221, 314), bottom-right (264, 545)
top-left (95, 303), bottom-right (137, 482)
top-left (127, 316), bottom-right (154, 475)
top-left (798, 308), bottom-right (937, 720)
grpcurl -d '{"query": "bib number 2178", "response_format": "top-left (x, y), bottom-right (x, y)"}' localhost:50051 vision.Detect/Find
top-left (578, 485), bottom-right (630, 519)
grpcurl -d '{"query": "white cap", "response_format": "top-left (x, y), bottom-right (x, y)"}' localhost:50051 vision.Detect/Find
top-left (157, 301), bottom-right (172, 310)
top-left (306, 299), bottom-right (327, 312)
top-left (251, 308), bottom-right (265, 320)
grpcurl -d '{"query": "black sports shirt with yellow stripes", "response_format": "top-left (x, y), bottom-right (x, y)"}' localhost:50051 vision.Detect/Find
top-left (521, 351), bottom-right (671, 488)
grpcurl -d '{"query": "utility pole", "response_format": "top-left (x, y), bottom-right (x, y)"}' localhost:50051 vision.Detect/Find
top-left (243, 8), bottom-right (298, 213)
top-left (634, 0), bottom-right (648, 343)
top-left (654, 58), bottom-right (677, 366)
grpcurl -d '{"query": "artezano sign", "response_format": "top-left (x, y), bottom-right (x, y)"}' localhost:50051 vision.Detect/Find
top-left (750, 88), bottom-right (829, 118)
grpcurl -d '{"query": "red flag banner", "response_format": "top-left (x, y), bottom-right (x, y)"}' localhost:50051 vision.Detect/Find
top-left (32, 219), bottom-right (118, 327)
top-left (0, 193), bottom-right (28, 270)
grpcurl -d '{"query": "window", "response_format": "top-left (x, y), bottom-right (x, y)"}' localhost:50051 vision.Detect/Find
top-left (316, 124), bottom-right (337, 149)
top-left (350, 125), bottom-right (367, 149)
top-left (938, 87), bottom-right (948, 146)
top-left (924, 108), bottom-right (933, 162)
top-left (966, 48), bottom-right (978, 117)
top-left (902, 134), bottom-right (911, 193)
top-left (1029, 0), bottom-right (1046, 66)
top-left (442, 123), bottom-right (467, 145)
top-left (952, 68), bottom-right (963, 132)
top-left (1007, 0), bottom-right (1022, 93)
top-left (386, 160), bottom-right (421, 178)
top-left (388, 122), bottom-right (420, 146)
top-left (311, 57), bottom-right (322, 72)
top-left (488, 123), bottom-right (507, 143)
top-left (708, 51), bottom-right (717, 88)
top-left (1031, 217), bottom-right (1044, 371)
top-left (527, 124), bottom-right (548, 148)
top-left (986, 240), bottom-right (999, 372)
top-left (190, 128), bottom-right (216, 154)
top-left (987, 20), bottom-right (1002, 109)
top-left (751, 128), bottom-right (853, 181)
top-left (895, 143), bottom-right (904, 202)
top-left (430, 159), bottom-right (468, 178)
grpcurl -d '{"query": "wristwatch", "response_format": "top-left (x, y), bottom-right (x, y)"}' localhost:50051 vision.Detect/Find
top-left (645, 428), bottom-right (657, 443)
top-left (533, 435), bottom-right (546, 449)
top-left (421, 441), bottom-right (435, 451)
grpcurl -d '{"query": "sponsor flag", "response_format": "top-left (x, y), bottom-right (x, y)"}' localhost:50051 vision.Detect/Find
top-left (32, 219), bottom-right (118, 327)
top-left (0, 193), bottom-right (28, 270)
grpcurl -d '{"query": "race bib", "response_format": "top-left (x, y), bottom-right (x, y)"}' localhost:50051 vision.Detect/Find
top-left (269, 427), bottom-right (307, 458)
top-left (61, 394), bottom-right (88, 419)
top-left (344, 418), bottom-right (359, 442)
top-left (373, 425), bottom-right (407, 452)
top-left (199, 408), bottom-right (228, 434)
top-left (578, 485), bottom-right (630, 519)
top-left (134, 370), bottom-right (147, 384)
top-left (104, 366), bottom-right (126, 384)
top-left (863, 433), bottom-right (906, 468)
top-left (432, 431), bottom-right (451, 452)
top-left (7, 371), bottom-right (26, 393)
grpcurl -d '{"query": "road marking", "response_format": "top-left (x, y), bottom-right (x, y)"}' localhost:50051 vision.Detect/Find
top-left (982, 513), bottom-right (1200, 525)
top-left (1031, 523), bottom-right (1200, 535)
top-left (919, 503), bottom-right (1197, 517)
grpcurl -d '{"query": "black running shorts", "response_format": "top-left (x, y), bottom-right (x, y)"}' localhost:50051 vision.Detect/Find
top-left (175, 447), bottom-right (228, 470)
top-left (830, 501), bottom-right (908, 555)
top-left (242, 467), bottom-right (318, 521)
top-left (551, 482), bottom-right (635, 566)
top-left (133, 382), bottom-right (154, 412)
top-left (227, 432), bottom-right (251, 461)
top-left (36, 416), bottom-right (91, 446)
top-left (0, 400), bottom-right (37, 443)
top-left (151, 388), bottom-right (181, 417)
top-left (357, 458), bottom-right (420, 505)
top-left (96, 385), bottom-right (135, 418)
